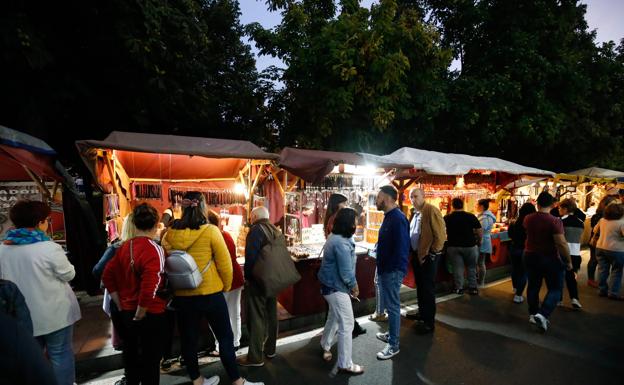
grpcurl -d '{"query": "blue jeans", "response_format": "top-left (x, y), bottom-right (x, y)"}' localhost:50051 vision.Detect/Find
top-left (596, 249), bottom-right (624, 296)
top-left (510, 246), bottom-right (527, 296)
top-left (378, 270), bottom-right (405, 350)
top-left (37, 325), bottom-right (75, 385)
top-left (524, 253), bottom-right (564, 319)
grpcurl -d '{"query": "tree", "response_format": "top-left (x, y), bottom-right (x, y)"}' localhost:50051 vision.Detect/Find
top-left (0, 0), bottom-right (270, 162)
top-left (249, 0), bottom-right (451, 152)
top-left (417, 0), bottom-right (624, 171)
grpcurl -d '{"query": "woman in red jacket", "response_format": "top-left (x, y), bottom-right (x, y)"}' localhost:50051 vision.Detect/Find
top-left (102, 203), bottom-right (166, 385)
top-left (207, 210), bottom-right (245, 350)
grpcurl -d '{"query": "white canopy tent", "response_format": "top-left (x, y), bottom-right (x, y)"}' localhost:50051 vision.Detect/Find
top-left (361, 147), bottom-right (554, 177)
top-left (567, 167), bottom-right (624, 178)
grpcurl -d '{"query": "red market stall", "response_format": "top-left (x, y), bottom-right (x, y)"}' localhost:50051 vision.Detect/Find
top-left (76, 131), bottom-right (279, 257)
top-left (1, 125), bottom-right (104, 293)
top-left (275, 147), bottom-right (410, 315)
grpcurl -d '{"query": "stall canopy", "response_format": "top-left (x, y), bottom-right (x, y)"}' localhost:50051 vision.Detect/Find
top-left (76, 131), bottom-right (279, 180)
top-left (567, 167), bottom-right (624, 178)
top-left (0, 125), bottom-right (63, 181)
top-left (278, 147), bottom-right (411, 183)
top-left (364, 147), bottom-right (554, 177)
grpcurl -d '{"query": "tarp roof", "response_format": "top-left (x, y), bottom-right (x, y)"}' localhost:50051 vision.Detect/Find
top-left (76, 131), bottom-right (279, 160)
top-left (0, 125), bottom-right (62, 181)
top-left (567, 167), bottom-right (624, 178)
top-left (364, 147), bottom-right (554, 177)
top-left (278, 147), bottom-right (411, 183)
top-left (76, 131), bottom-right (279, 180)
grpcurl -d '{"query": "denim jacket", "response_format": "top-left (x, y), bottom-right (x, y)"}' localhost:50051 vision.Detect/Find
top-left (478, 210), bottom-right (497, 253)
top-left (318, 234), bottom-right (357, 294)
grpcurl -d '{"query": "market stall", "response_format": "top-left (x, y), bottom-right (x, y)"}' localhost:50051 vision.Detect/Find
top-left (76, 131), bottom-right (279, 261)
top-left (1, 125), bottom-right (103, 293)
top-left (275, 147), bottom-right (409, 315)
top-left (365, 147), bottom-right (554, 285)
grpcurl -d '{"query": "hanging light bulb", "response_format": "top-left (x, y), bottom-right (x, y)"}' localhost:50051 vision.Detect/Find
top-left (455, 176), bottom-right (465, 189)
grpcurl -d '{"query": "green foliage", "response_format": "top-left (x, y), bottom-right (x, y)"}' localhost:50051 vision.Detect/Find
top-left (252, 0), bottom-right (452, 152)
top-left (415, 0), bottom-right (624, 171)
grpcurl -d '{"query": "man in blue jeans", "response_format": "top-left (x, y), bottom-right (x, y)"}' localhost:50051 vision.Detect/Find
top-left (374, 185), bottom-right (410, 360)
top-left (523, 192), bottom-right (572, 333)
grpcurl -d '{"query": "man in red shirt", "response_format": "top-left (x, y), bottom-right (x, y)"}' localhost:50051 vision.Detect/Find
top-left (103, 203), bottom-right (166, 385)
top-left (523, 192), bottom-right (572, 333)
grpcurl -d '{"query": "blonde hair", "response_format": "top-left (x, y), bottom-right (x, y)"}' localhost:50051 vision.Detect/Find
top-left (120, 213), bottom-right (137, 242)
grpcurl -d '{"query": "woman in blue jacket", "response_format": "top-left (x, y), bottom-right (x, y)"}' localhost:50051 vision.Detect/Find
top-left (318, 208), bottom-right (364, 375)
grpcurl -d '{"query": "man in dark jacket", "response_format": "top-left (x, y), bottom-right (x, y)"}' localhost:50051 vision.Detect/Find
top-left (374, 186), bottom-right (410, 360)
top-left (0, 311), bottom-right (58, 385)
top-left (0, 278), bottom-right (32, 334)
top-left (238, 206), bottom-right (278, 367)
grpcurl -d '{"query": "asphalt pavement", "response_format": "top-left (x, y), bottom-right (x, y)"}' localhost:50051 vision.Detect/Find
top-left (79, 256), bottom-right (624, 385)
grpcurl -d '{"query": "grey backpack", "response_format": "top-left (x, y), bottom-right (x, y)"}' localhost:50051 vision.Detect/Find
top-left (165, 229), bottom-right (211, 290)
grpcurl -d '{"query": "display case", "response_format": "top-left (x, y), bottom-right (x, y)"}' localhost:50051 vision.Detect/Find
top-left (284, 191), bottom-right (303, 244)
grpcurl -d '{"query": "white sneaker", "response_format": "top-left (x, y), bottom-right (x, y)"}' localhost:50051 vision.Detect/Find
top-left (376, 332), bottom-right (390, 343)
top-left (202, 376), bottom-right (220, 385)
top-left (513, 295), bottom-right (524, 304)
top-left (533, 313), bottom-right (549, 333)
top-left (571, 298), bottom-right (583, 309)
top-left (376, 344), bottom-right (400, 360)
top-left (242, 380), bottom-right (264, 385)
top-left (529, 314), bottom-right (537, 324)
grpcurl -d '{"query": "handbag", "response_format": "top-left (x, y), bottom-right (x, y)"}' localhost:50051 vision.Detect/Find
top-left (252, 223), bottom-right (301, 297)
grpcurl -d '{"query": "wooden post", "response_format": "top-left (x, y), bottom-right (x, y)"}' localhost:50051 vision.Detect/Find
top-left (269, 169), bottom-right (285, 197)
top-left (398, 179), bottom-right (405, 211)
top-left (104, 152), bottom-right (118, 195)
top-left (247, 161), bottom-right (253, 223)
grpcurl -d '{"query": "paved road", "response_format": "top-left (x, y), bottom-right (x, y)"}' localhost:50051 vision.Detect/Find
top-left (79, 257), bottom-right (624, 385)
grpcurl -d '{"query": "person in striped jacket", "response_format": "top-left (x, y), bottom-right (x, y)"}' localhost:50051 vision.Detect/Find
top-left (102, 203), bottom-right (167, 385)
top-left (558, 199), bottom-right (584, 309)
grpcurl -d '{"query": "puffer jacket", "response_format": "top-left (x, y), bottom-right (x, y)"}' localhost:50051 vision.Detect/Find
top-left (162, 224), bottom-right (233, 296)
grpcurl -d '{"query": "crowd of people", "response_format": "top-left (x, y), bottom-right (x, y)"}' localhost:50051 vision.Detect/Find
top-left (0, 185), bottom-right (622, 384)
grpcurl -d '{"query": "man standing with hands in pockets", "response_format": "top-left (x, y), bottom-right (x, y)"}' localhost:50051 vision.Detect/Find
top-left (405, 188), bottom-right (446, 334)
top-left (374, 186), bottom-right (410, 360)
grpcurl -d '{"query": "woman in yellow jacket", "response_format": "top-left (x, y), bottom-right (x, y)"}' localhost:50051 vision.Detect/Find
top-left (162, 192), bottom-right (263, 385)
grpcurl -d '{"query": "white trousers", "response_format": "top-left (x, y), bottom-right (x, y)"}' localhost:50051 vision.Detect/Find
top-left (223, 286), bottom-right (243, 347)
top-left (320, 291), bottom-right (354, 369)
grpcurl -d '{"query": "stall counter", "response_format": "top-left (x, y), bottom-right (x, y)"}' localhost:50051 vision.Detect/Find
top-left (277, 244), bottom-right (375, 316)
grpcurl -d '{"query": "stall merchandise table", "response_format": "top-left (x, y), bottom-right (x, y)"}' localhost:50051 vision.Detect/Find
top-left (277, 245), bottom-right (375, 316)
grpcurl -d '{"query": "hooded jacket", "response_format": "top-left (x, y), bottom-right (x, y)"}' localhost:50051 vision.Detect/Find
top-left (162, 224), bottom-right (233, 296)
top-left (478, 210), bottom-right (497, 254)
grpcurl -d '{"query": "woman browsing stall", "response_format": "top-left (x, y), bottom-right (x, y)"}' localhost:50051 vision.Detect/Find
top-left (318, 208), bottom-right (364, 375)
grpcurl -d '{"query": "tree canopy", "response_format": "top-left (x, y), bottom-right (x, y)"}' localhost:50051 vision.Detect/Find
top-left (0, 0), bottom-right (622, 172)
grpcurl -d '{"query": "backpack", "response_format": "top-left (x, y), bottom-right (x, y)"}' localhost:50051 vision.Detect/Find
top-left (163, 228), bottom-right (212, 290)
top-left (252, 223), bottom-right (301, 297)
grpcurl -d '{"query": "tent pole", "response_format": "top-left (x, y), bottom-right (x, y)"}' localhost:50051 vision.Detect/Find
top-left (22, 165), bottom-right (51, 201)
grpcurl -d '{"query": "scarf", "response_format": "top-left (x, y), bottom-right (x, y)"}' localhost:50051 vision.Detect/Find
top-left (3, 228), bottom-right (50, 245)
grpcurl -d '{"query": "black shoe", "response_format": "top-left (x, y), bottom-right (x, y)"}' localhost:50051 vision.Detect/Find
top-left (414, 323), bottom-right (435, 335)
top-left (114, 377), bottom-right (127, 385)
top-left (405, 311), bottom-right (423, 321)
top-left (467, 287), bottom-right (479, 295)
top-left (160, 358), bottom-right (177, 371)
top-left (454, 289), bottom-right (464, 295)
top-left (352, 324), bottom-right (367, 338)
top-left (599, 291), bottom-right (608, 297)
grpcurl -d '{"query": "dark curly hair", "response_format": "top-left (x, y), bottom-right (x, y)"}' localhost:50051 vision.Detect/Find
top-left (9, 200), bottom-right (51, 228)
top-left (331, 208), bottom-right (357, 238)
